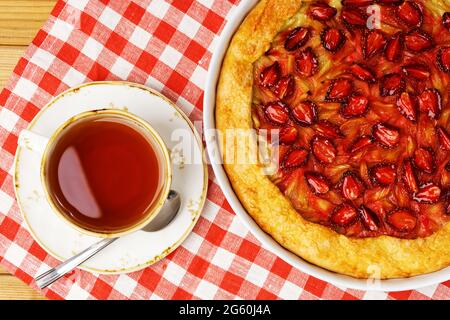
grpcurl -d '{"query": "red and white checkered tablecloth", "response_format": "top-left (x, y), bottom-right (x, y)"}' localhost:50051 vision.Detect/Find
top-left (0, 0), bottom-right (449, 300)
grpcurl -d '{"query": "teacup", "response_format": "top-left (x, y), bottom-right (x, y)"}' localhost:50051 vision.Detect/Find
top-left (19, 109), bottom-right (172, 238)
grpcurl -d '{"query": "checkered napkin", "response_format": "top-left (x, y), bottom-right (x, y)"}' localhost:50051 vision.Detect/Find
top-left (0, 0), bottom-right (449, 300)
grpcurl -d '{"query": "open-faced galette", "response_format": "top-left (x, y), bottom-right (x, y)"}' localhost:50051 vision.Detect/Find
top-left (216, 0), bottom-right (450, 278)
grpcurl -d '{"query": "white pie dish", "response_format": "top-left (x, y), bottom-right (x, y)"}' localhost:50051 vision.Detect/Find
top-left (203, 0), bottom-right (450, 292)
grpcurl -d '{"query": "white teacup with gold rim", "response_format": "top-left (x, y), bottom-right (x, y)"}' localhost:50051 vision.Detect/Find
top-left (19, 109), bottom-right (172, 238)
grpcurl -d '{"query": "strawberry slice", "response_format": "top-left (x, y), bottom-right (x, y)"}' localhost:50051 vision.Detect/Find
top-left (274, 75), bottom-right (295, 100)
top-left (260, 62), bottom-right (281, 88)
top-left (363, 30), bottom-right (386, 59)
top-left (386, 209), bottom-right (417, 232)
top-left (436, 126), bottom-right (450, 151)
top-left (372, 123), bottom-right (400, 148)
top-left (325, 78), bottom-right (353, 102)
top-left (282, 147), bottom-right (309, 170)
top-left (264, 102), bottom-right (289, 126)
top-left (397, 1), bottom-right (423, 27)
top-left (413, 147), bottom-right (435, 173)
top-left (279, 126), bottom-right (298, 145)
top-left (315, 120), bottom-right (344, 138)
top-left (339, 171), bottom-right (365, 200)
top-left (295, 47), bottom-right (319, 77)
top-left (331, 203), bottom-right (358, 227)
top-left (405, 29), bottom-right (433, 52)
top-left (379, 73), bottom-right (405, 97)
top-left (413, 183), bottom-right (441, 204)
top-left (445, 193), bottom-right (450, 215)
top-left (349, 135), bottom-right (373, 153)
top-left (437, 47), bottom-right (450, 73)
top-left (402, 158), bottom-right (419, 193)
top-left (349, 64), bottom-right (377, 83)
top-left (309, 2), bottom-right (337, 21)
top-left (321, 27), bottom-right (346, 52)
top-left (305, 172), bottom-right (330, 194)
top-left (378, 0), bottom-right (404, 5)
top-left (396, 92), bottom-right (417, 122)
top-left (341, 0), bottom-right (373, 6)
top-left (443, 12), bottom-right (450, 31)
top-left (291, 100), bottom-right (318, 126)
top-left (340, 94), bottom-right (369, 118)
top-left (285, 27), bottom-right (310, 51)
top-left (384, 32), bottom-right (404, 62)
top-left (401, 63), bottom-right (430, 80)
top-left (341, 7), bottom-right (367, 27)
top-left (359, 205), bottom-right (380, 231)
top-left (370, 163), bottom-right (397, 186)
top-left (311, 136), bottom-right (337, 164)
top-left (418, 88), bottom-right (442, 120)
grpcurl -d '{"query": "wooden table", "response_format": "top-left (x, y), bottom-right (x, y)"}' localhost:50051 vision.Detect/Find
top-left (0, 0), bottom-right (56, 300)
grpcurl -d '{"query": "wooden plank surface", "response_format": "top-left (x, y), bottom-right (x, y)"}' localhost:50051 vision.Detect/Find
top-left (0, 266), bottom-right (46, 300)
top-left (0, 0), bottom-right (56, 300)
top-left (0, 46), bottom-right (25, 88)
top-left (0, 1), bottom-right (56, 46)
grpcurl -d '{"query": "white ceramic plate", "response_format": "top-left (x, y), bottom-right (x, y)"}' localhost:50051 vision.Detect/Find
top-left (15, 81), bottom-right (207, 274)
top-left (203, 1), bottom-right (450, 291)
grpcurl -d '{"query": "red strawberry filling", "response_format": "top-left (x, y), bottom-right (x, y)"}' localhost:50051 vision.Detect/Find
top-left (305, 172), bottom-right (330, 194)
top-left (326, 78), bottom-right (353, 102)
top-left (252, 0), bottom-right (450, 239)
top-left (396, 92), bottom-right (418, 122)
top-left (418, 88), bottom-right (442, 120)
top-left (359, 206), bottom-right (380, 231)
top-left (443, 12), bottom-right (450, 31)
top-left (341, 7), bottom-right (367, 27)
top-left (372, 123), bottom-right (400, 148)
top-left (349, 64), bottom-right (376, 83)
top-left (349, 135), bottom-right (373, 153)
top-left (363, 30), bottom-right (386, 59)
top-left (311, 136), bottom-right (337, 164)
top-left (340, 94), bottom-right (369, 118)
top-left (260, 62), bottom-right (281, 88)
top-left (397, 1), bottom-right (423, 27)
top-left (331, 203), bottom-right (358, 227)
top-left (291, 101), bottom-right (318, 126)
top-left (338, 171), bottom-right (365, 201)
top-left (385, 32), bottom-right (404, 62)
top-left (370, 163), bottom-right (397, 186)
top-left (285, 27), bottom-right (310, 51)
top-left (437, 47), bottom-right (450, 73)
top-left (341, 0), bottom-right (373, 7)
top-left (413, 183), bottom-right (441, 204)
top-left (401, 63), bottom-right (430, 80)
top-left (402, 158), bottom-right (419, 193)
top-left (309, 2), bottom-right (337, 21)
top-left (413, 147), bottom-right (435, 173)
top-left (295, 47), bottom-right (319, 77)
top-left (315, 120), bottom-right (344, 138)
top-left (404, 29), bottom-right (433, 52)
top-left (282, 148), bottom-right (309, 169)
top-left (437, 126), bottom-right (450, 151)
top-left (264, 102), bottom-right (289, 125)
top-left (278, 126), bottom-right (298, 145)
top-left (379, 73), bottom-right (405, 97)
top-left (321, 27), bottom-right (346, 52)
top-left (386, 209), bottom-right (417, 233)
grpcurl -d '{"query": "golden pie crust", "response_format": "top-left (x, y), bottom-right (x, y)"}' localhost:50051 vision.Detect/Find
top-left (215, 0), bottom-right (450, 278)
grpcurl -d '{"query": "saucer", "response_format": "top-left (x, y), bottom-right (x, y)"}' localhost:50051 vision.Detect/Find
top-left (14, 81), bottom-right (207, 274)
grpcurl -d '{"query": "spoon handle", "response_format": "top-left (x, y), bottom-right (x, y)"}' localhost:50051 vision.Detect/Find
top-left (35, 237), bottom-right (117, 289)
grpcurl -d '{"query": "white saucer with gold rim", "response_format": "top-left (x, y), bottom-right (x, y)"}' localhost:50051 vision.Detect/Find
top-left (14, 81), bottom-right (207, 274)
